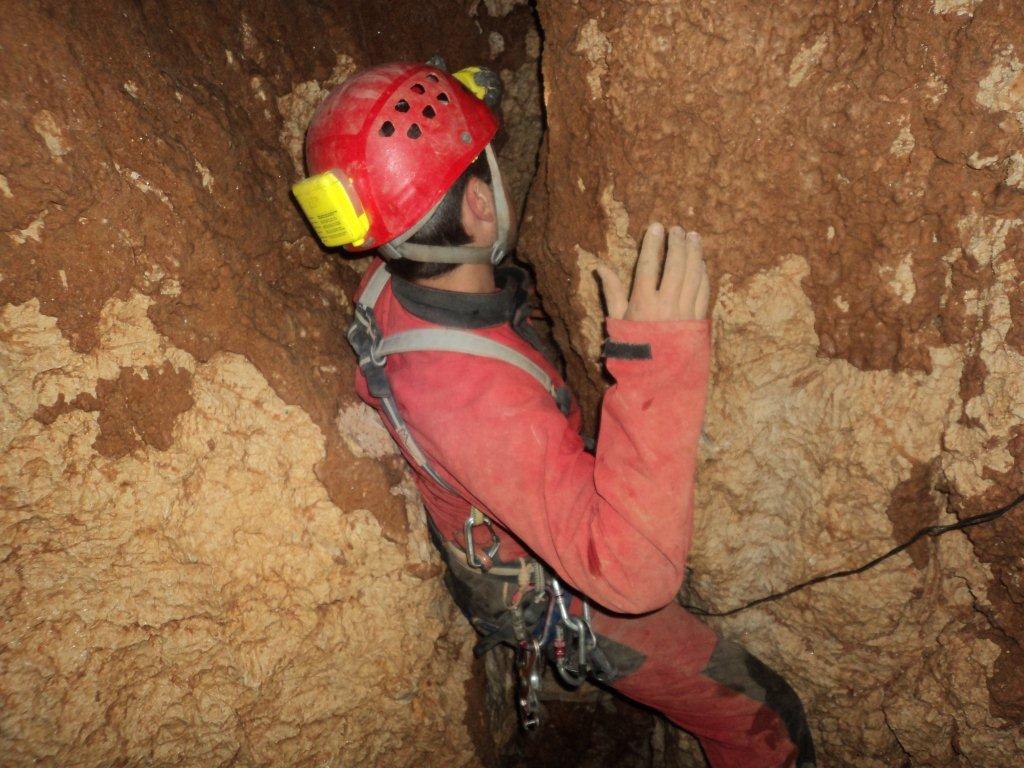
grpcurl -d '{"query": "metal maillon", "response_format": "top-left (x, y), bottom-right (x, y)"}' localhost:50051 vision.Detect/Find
top-left (464, 508), bottom-right (599, 729)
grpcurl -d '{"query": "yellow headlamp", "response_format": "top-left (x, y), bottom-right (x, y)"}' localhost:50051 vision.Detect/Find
top-left (291, 171), bottom-right (370, 248)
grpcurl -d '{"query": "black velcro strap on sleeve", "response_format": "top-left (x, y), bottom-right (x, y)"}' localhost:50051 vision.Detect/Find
top-left (602, 339), bottom-right (653, 360)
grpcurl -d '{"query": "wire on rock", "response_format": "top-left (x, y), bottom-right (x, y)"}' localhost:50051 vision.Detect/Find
top-left (683, 491), bottom-right (1024, 618)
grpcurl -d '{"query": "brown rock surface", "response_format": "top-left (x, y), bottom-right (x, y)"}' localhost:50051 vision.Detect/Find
top-left (0, 1), bottom-right (540, 765)
top-left (525, 0), bottom-right (1024, 765)
top-left (9, 0), bottom-right (1024, 764)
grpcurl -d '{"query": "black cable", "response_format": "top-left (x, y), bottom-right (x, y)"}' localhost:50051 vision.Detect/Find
top-left (683, 491), bottom-right (1024, 618)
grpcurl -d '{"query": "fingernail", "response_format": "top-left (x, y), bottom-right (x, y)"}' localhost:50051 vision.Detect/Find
top-left (649, 222), bottom-right (664, 234)
top-left (687, 231), bottom-right (700, 242)
top-left (670, 226), bottom-right (684, 237)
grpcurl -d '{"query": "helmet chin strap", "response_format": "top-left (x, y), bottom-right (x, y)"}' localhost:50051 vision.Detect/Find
top-left (379, 143), bottom-right (512, 265)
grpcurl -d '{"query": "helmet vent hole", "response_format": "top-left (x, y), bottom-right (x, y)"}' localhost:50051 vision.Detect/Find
top-left (426, 74), bottom-right (439, 83)
top-left (411, 83), bottom-right (426, 94)
top-left (394, 99), bottom-right (410, 113)
top-left (422, 105), bottom-right (436, 119)
top-left (407, 123), bottom-right (422, 139)
top-left (437, 92), bottom-right (449, 103)
top-left (379, 121), bottom-right (395, 137)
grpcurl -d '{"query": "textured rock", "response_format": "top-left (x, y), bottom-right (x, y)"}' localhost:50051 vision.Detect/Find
top-left (1, 297), bottom-right (473, 766)
top-left (525, 0), bottom-right (1024, 765)
top-left (0, 1), bottom-right (538, 765)
top-left (11, 0), bottom-right (1024, 763)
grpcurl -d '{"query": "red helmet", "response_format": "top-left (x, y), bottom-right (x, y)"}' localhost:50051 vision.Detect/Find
top-left (305, 62), bottom-right (499, 253)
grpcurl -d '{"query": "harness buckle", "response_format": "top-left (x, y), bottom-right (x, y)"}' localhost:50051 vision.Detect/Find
top-left (348, 304), bottom-right (387, 368)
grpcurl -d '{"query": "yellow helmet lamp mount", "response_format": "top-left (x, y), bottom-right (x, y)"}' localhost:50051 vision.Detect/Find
top-left (453, 66), bottom-right (502, 110)
top-left (291, 171), bottom-right (370, 249)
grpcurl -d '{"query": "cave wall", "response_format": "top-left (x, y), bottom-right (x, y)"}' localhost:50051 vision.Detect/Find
top-left (7, 0), bottom-right (1024, 764)
top-left (0, 1), bottom-right (539, 765)
top-left (525, 0), bottom-right (1024, 765)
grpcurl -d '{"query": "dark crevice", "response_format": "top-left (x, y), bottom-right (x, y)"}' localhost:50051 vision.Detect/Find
top-left (508, 0), bottom-right (560, 382)
top-left (881, 705), bottom-right (912, 767)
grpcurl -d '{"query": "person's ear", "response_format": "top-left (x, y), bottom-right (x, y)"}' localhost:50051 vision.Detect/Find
top-left (463, 176), bottom-right (495, 223)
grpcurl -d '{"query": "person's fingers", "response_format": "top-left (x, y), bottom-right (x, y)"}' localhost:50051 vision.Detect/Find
top-left (694, 269), bottom-right (710, 321)
top-left (596, 265), bottom-right (628, 320)
top-left (659, 226), bottom-right (688, 298)
top-left (678, 231), bottom-right (703, 315)
top-left (633, 223), bottom-right (665, 299)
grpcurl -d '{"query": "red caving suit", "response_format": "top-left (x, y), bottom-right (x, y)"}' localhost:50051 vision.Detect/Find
top-left (354, 258), bottom-right (815, 768)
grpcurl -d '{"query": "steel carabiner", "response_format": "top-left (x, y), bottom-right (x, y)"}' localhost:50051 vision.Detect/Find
top-left (516, 636), bottom-right (542, 730)
top-left (463, 508), bottom-right (501, 570)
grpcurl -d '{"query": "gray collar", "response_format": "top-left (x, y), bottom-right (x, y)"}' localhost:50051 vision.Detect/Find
top-left (389, 265), bottom-right (531, 329)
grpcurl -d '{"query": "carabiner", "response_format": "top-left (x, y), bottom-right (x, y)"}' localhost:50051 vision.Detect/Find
top-left (548, 577), bottom-right (595, 688)
top-left (463, 508), bottom-right (501, 570)
top-left (516, 636), bottom-right (542, 730)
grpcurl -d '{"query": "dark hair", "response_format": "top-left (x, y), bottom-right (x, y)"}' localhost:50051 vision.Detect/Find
top-left (386, 152), bottom-right (492, 282)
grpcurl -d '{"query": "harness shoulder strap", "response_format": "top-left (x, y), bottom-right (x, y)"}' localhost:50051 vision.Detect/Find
top-left (378, 329), bottom-right (558, 397)
top-left (359, 262), bottom-right (392, 308)
top-left (350, 266), bottom-right (458, 490)
top-left (349, 267), bottom-right (570, 494)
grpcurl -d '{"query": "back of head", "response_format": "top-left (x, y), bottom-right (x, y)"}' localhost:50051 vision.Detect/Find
top-left (389, 151), bottom-right (492, 281)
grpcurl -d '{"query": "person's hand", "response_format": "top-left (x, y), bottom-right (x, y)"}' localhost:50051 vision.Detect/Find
top-left (597, 224), bottom-right (709, 322)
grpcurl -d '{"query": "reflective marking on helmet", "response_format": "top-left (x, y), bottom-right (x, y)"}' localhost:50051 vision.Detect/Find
top-left (291, 171), bottom-right (370, 248)
top-left (453, 67), bottom-right (487, 100)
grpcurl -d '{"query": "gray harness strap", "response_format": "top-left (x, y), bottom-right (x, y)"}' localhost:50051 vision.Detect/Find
top-left (349, 268), bottom-right (558, 491)
top-left (358, 263), bottom-right (392, 307)
top-left (378, 330), bottom-right (559, 398)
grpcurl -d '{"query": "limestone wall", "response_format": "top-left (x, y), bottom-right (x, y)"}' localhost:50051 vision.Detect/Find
top-left (524, 1), bottom-right (1024, 764)
top-left (7, 0), bottom-right (1023, 764)
top-left (0, 2), bottom-right (538, 765)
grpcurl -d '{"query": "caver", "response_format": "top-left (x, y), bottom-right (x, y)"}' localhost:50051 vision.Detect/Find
top-left (293, 59), bottom-right (816, 768)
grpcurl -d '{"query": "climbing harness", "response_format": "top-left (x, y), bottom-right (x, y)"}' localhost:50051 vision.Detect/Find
top-left (348, 266), bottom-right (611, 729)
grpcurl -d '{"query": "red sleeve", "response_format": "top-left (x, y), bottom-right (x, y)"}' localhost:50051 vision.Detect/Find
top-left (391, 318), bottom-right (711, 614)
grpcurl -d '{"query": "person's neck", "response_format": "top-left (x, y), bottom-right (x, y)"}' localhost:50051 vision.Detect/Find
top-left (415, 263), bottom-right (497, 293)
